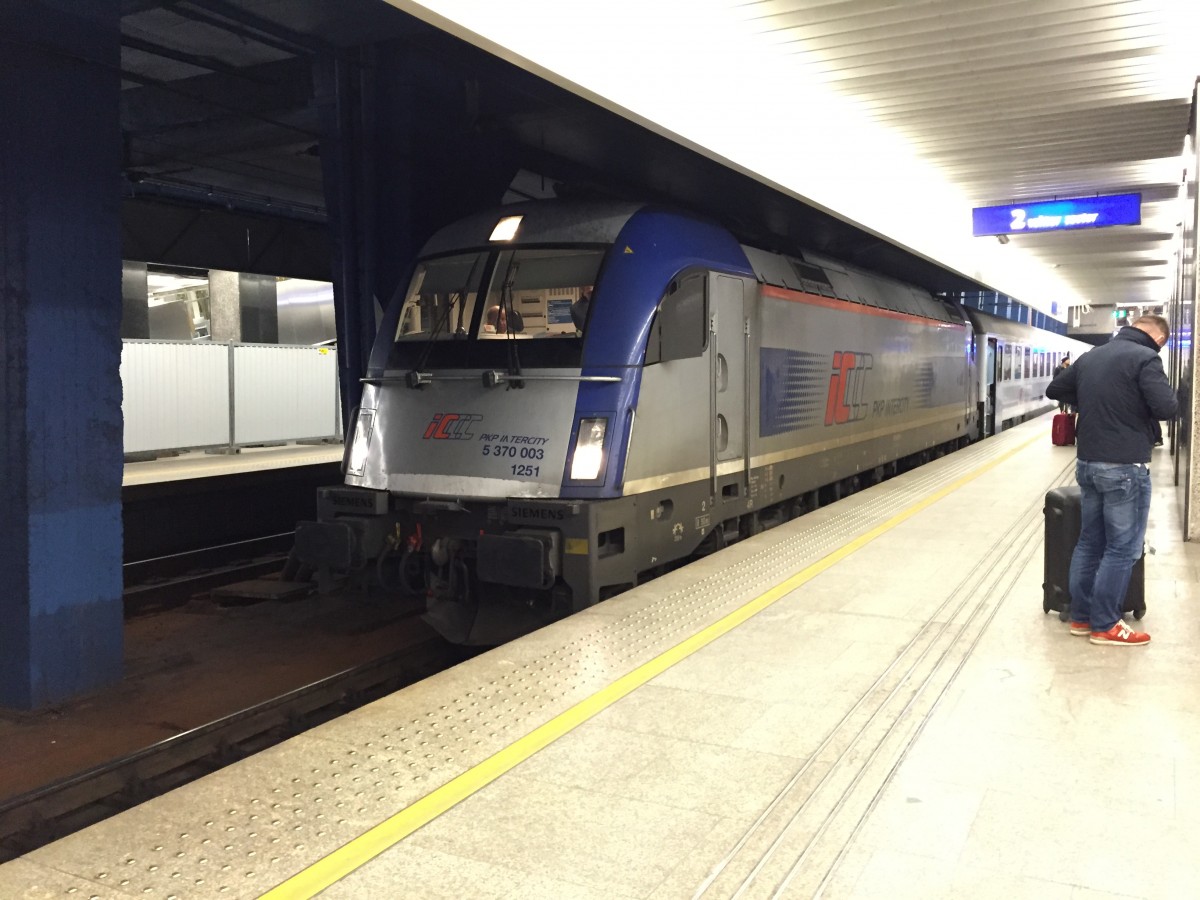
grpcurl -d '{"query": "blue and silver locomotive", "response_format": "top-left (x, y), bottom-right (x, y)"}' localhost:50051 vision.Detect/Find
top-left (297, 202), bottom-right (1086, 643)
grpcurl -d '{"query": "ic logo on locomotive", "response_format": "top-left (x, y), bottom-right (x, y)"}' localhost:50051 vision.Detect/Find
top-left (824, 351), bottom-right (873, 426)
top-left (423, 413), bottom-right (483, 440)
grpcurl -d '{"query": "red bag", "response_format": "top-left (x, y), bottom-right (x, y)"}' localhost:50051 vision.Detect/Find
top-left (1052, 413), bottom-right (1075, 447)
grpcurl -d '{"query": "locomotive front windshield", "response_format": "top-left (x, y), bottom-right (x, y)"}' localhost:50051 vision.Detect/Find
top-left (480, 249), bottom-right (599, 340)
top-left (385, 246), bottom-right (605, 370)
top-left (395, 252), bottom-right (484, 341)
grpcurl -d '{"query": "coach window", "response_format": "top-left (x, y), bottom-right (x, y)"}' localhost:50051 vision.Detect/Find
top-left (1023, 347), bottom-right (1031, 378)
top-left (645, 272), bottom-right (707, 364)
top-left (1001, 344), bottom-right (1011, 380)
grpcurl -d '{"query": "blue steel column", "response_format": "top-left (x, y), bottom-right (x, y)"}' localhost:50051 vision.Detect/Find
top-left (314, 40), bottom-right (524, 420)
top-left (315, 48), bottom-right (385, 429)
top-left (0, 1), bottom-right (124, 708)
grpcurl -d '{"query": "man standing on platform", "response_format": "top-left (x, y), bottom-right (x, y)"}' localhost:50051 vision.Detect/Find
top-left (1046, 315), bottom-right (1177, 646)
top-left (1051, 354), bottom-right (1073, 414)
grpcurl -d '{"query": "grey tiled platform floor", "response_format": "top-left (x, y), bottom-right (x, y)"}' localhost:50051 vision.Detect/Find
top-left (4, 415), bottom-right (1196, 899)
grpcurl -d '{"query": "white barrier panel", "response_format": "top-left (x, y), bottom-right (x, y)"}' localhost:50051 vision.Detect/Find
top-left (232, 344), bottom-right (339, 445)
top-left (121, 340), bottom-right (230, 453)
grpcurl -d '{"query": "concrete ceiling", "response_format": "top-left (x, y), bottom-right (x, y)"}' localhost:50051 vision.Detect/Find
top-left (117, 0), bottom-right (1198, 316)
top-left (738, 0), bottom-right (1196, 312)
top-left (391, 0), bottom-right (1198, 317)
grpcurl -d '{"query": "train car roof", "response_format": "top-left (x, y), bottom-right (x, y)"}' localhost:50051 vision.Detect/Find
top-left (964, 306), bottom-right (1061, 343)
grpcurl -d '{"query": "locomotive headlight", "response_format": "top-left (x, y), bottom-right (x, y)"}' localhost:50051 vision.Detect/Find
top-left (569, 417), bottom-right (607, 481)
top-left (489, 215), bottom-right (523, 242)
top-left (345, 409), bottom-right (375, 476)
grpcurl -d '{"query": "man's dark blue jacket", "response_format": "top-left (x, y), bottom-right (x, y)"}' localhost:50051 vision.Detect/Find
top-left (1046, 325), bottom-right (1178, 463)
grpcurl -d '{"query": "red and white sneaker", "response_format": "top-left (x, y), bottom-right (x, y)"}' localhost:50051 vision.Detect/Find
top-left (1068, 621), bottom-right (1091, 636)
top-left (1089, 621), bottom-right (1151, 646)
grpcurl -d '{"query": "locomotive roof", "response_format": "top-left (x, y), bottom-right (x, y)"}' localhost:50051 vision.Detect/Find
top-left (419, 201), bottom-right (646, 256)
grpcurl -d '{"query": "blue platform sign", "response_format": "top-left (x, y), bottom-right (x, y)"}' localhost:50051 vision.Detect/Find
top-left (973, 193), bottom-right (1141, 236)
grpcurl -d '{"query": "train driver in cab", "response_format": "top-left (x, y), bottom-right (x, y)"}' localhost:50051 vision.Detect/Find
top-left (483, 304), bottom-right (523, 334)
top-left (571, 286), bottom-right (592, 334)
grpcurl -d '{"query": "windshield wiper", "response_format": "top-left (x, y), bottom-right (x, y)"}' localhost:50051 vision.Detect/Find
top-left (407, 256), bottom-right (483, 388)
top-left (500, 260), bottom-right (523, 389)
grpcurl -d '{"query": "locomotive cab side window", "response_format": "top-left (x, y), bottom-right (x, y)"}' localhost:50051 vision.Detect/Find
top-left (645, 272), bottom-right (707, 365)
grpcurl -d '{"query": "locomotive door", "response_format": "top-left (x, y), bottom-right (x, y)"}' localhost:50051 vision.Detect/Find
top-left (984, 338), bottom-right (998, 436)
top-left (710, 274), bottom-right (746, 486)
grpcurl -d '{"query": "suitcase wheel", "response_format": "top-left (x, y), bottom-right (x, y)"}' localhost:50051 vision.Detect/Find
top-left (1058, 609), bottom-right (1069, 622)
top-left (1133, 608), bottom-right (1146, 620)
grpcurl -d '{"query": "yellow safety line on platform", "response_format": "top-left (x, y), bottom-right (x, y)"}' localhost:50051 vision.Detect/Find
top-left (259, 433), bottom-right (1040, 899)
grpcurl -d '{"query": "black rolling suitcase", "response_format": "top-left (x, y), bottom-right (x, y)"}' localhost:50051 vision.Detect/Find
top-left (1042, 485), bottom-right (1146, 622)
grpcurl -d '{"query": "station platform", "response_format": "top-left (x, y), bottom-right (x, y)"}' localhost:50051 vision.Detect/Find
top-left (6, 414), bottom-right (1197, 899)
top-left (123, 444), bottom-right (344, 487)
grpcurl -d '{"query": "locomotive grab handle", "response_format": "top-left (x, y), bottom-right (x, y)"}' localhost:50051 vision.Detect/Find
top-left (480, 371), bottom-right (622, 386)
top-left (360, 373), bottom-right (622, 387)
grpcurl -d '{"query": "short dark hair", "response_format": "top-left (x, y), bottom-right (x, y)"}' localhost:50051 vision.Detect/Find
top-left (1132, 314), bottom-right (1170, 344)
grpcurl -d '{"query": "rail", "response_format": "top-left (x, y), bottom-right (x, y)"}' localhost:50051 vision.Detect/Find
top-left (0, 642), bottom-right (463, 863)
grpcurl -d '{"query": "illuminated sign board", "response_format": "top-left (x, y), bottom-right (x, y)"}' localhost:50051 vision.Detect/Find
top-left (972, 193), bottom-right (1141, 236)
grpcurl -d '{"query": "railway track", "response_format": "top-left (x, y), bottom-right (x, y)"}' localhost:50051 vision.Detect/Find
top-left (120, 459), bottom-right (342, 614)
top-left (0, 640), bottom-right (467, 863)
top-left (122, 532), bottom-right (300, 615)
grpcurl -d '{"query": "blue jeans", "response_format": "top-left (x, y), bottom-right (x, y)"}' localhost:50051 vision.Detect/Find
top-left (1068, 460), bottom-right (1151, 632)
